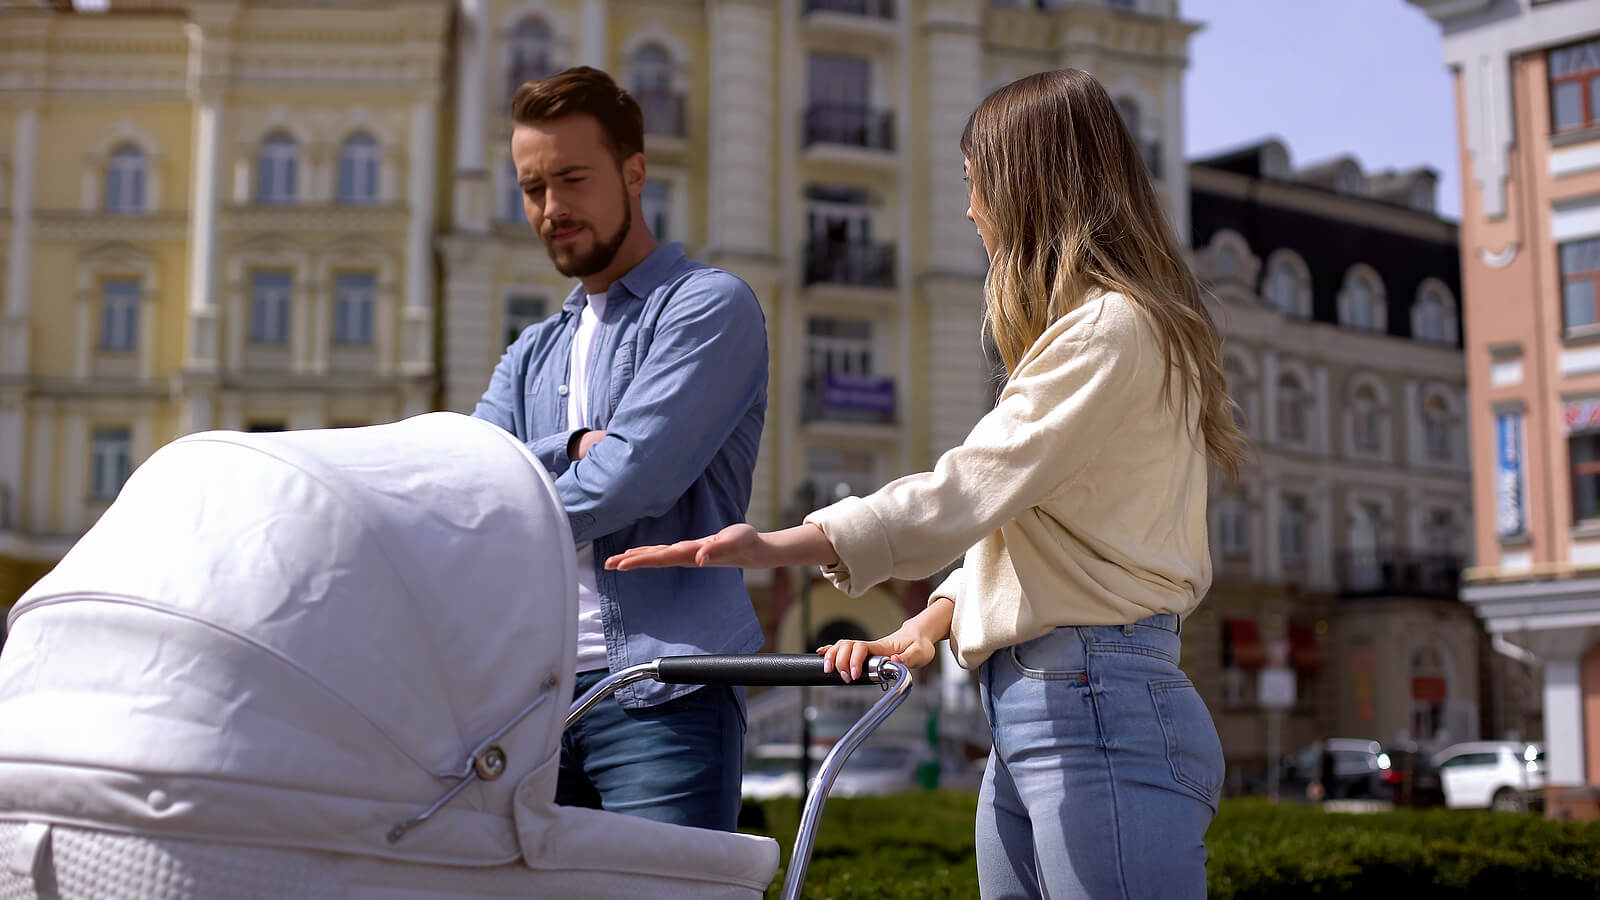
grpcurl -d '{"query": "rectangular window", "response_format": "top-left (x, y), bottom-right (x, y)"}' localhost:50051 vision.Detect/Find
top-left (505, 160), bottom-right (525, 224)
top-left (90, 427), bottom-right (132, 500)
top-left (1277, 381), bottom-right (1307, 444)
top-left (1280, 494), bottom-right (1307, 566)
top-left (1549, 37), bottom-right (1600, 133)
top-left (1562, 237), bottom-right (1600, 335)
top-left (1218, 494), bottom-right (1248, 558)
top-left (504, 294), bottom-right (548, 348)
top-left (1427, 510), bottom-right (1455, 556)
top-left (806, 316), bottom-right (874, 376)
top-left (642, 179), bottom-right (670, 242)
top-left (333, 272), bottom-right (375, 346)
top-left (1571, 432), bottom-right (1600, 523)
top-left (99, 279), bottom-right (139, 351)
top-left (250, 271), bottom-right (293, 345)
top-left (1425, 413), bottom-right (1453, 461)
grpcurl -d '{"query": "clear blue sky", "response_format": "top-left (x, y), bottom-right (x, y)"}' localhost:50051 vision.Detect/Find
top-left (1182, 0), bottom-right (1462, 219)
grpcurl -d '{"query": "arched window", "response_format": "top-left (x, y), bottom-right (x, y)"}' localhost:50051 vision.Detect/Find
top-left (105, 143), bottom-right (146, 213)
top-left (1262, 251), bottom-right (1310, 319)
top-left (257, 131), bottom-right (299, 205)
top-left (1413, 281), bottom-right (1458, 345)
top-left (337, 133), bottom-right (380, 206)
top-left (631, 43), bottom-right (684, 137)
top-left (509, 18), bottom-right (554, 95)
top-left (1340, 268), bottom-right (1386, 332)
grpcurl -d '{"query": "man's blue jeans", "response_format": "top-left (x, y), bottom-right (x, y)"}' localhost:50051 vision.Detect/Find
top-left (557, 670), bottom-right (745, 831)
top-left (975, 613), bottom-right (1224, 899)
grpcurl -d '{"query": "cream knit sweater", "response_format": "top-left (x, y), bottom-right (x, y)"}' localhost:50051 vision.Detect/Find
top-left (804, 290), bottom-right (1213, 669)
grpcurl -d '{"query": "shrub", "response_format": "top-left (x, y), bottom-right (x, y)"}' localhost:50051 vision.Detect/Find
top-left (747, 793), bottom-right (1600, 899)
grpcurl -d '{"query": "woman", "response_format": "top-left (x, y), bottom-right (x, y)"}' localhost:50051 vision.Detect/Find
top-left (607, 67), bottom-right (1247, 900)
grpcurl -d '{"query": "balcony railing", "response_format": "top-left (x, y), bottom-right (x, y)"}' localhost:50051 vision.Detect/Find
top-left (804, 239), bottom-right (896, 288)
top-left (635, 88), bottom-right (687, 138)
top-left (1335, 549), bottom-right (1463, 601)
top-left (804, 0), bottom-right (895, 18)
top-left (803, 103), bottom-right (895, 152)
top-left (803, 372), bottom-right (897, 425)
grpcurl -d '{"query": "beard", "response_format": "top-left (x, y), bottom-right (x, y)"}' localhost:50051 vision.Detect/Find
top-left (543, 188), bottom-right (633, 279)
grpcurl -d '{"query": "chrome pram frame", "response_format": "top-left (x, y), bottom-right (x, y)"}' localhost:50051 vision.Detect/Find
top-left (568, 653), bottom-right (914, 900)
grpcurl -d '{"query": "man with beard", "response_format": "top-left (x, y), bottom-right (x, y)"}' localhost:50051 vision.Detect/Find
top-left (471, 67), bottom-right (768, 832)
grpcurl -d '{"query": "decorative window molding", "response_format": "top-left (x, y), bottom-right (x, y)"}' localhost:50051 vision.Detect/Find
top-left (1260, 248), bottom-right (1312, 319)
top-left (336, 132), bottom-right (382, 206)
top-left (74, 242), bottom-right (158, 380)
top-left (1413, 277), bottom-right (1459, 345)
top-left (1343, 371), bottom-right (1393, 461)
top-left (81, 119), bottom-right (163, 213)
top-left (1337, 263), bottom-right (1388, 333)
top-left (1197, 228), bottom-right (1260, 289)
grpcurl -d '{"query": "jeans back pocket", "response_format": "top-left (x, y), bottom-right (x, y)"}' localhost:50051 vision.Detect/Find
top-left (1149, 678), bottom-right (1225, 807)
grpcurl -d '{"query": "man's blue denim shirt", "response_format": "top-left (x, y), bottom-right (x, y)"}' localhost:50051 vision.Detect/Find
top-left (472, 243), bottom-right (768, 709)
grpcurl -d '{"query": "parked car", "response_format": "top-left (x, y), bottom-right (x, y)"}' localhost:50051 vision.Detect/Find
top-left (1262, 738), bottom-right (1388, 801)
top-left (740, 743), bottom-right (819, 801)
top-left (741, 739), bottom-right (939, 800)
top-left (830, 741), bottom-right (932, 798)
top-left (1431, 741), bottom-right (1545, 812)
top-left (1377, 743), bottom-right (1446, 808)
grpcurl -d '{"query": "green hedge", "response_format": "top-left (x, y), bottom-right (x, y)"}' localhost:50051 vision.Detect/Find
top-left (745, 793), bottom-right (1600, 899)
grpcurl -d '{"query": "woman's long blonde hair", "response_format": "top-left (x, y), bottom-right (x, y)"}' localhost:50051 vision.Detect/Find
top-left (960, 67), bottom-right (1249, 482)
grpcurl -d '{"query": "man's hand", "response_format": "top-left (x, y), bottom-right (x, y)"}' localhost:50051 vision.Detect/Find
top-left (569, 429), bottom-right (607, 461)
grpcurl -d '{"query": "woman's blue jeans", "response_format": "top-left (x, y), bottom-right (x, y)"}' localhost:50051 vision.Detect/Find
top-left (976, 613), bottom-right (1224, 899)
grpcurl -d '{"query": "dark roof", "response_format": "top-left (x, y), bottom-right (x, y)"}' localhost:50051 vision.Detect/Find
top-left (1190, 172), bottom-right (1462, 349)
top-left (1192, 138), bottom-right (1283, 178)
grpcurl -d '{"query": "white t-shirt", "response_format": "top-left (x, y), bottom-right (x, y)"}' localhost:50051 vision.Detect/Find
top-left (571, 292), bottom-right (608, 672)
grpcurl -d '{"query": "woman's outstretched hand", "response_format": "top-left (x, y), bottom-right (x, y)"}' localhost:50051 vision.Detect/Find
top-left (604, 522), bottom-right (842, 572)
top-left (604, 523), bottom-right (765, 571)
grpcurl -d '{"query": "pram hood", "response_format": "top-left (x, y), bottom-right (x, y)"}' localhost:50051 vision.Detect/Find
top-left (0, 412), bottom-right (580, 866)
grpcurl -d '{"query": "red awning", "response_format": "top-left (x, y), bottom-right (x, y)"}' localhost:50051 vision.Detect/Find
top-left (1288, 622), bottom-right (1322, 672)
top-left (1224, 618), bottom-right (1264, 671)
top-left (1412, 676), bottom-right (1447, 703)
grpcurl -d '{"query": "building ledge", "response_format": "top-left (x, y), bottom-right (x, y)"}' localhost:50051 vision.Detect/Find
top-left (1465, 561), bottom-right (1600, 585)
top-left (1552, 125), bottom-right (1600, 150)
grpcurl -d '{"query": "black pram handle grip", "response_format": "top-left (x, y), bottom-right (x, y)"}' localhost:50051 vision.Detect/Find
top-left (654, 653), bottom-right (884, 686)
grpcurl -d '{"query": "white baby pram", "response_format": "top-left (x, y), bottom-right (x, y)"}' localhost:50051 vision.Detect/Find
top-left (0, 412), bottom-right (911, 900)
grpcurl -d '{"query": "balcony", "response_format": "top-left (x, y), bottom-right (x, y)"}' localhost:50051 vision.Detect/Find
top-left (636, 88), bottom-right (687, 139)
top-left (803, 372), bottom-right (897, 425)
top-left (804, 239), bottom-right (896, 289)
top-left (803, 103), bottom-right (895, 153)
top-left (804, 0), bottom-right (895, 18)
top-left (1335, 549), bottom-right (1463, 601)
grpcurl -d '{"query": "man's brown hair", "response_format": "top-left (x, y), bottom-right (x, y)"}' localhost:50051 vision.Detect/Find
top-left (510, 66), bottom-right (644, 164)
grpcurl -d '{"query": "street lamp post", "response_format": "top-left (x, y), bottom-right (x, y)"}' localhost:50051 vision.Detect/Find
top-left (798, 569), bottom-right (814, 797)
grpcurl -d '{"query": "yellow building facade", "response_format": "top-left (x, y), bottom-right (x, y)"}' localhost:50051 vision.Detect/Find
top-left (1, 0), bottom-right (1198, 635)
top-left (0, 0), bottom-right (450, 608)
